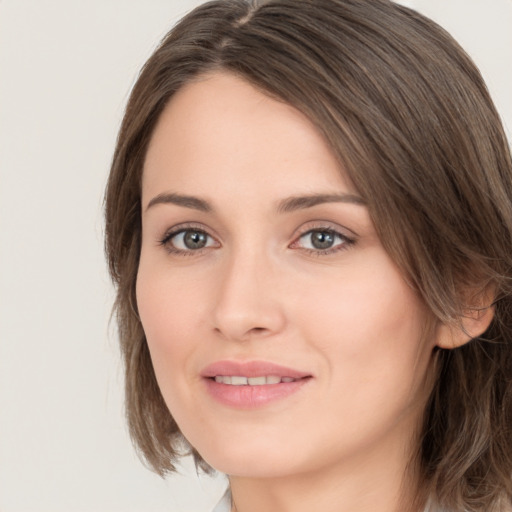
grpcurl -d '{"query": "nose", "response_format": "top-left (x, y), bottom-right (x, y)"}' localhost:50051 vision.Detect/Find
top-left (211, 249), bottom-right (287, 342)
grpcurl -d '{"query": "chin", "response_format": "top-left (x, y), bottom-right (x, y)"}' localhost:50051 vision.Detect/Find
top-left (192, 436), bottom-right (304, 478)
top-left (206, 455), bottom-right (299, 479)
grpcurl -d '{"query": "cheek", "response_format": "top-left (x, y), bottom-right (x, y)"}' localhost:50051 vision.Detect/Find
top-left (289, 259), bottom-right (432, 451)
top-left (135, 262), bottom-right (205, 395)
top-left (292, 250), bottom-right (430, 388)
top-left (300, 254), bottom-right (421, 332)
top-left (136, 252), bottom-right (210, 340)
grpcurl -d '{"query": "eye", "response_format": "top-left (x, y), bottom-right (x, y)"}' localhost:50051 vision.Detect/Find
top-left (160, 228), bottom-right (217, 254)
top-left (292, 228), bottom-right (354, 254)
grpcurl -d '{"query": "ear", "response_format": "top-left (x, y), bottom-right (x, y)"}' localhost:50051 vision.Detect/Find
top-left (435, 299), bottom-right (495, 350)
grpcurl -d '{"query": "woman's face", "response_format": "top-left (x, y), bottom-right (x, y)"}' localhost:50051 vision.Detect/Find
top-left (137, 72), bottom-right (437, 478)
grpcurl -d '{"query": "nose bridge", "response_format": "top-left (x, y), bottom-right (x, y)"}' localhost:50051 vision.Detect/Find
top-left (212, 243), bottom-right (285, 341)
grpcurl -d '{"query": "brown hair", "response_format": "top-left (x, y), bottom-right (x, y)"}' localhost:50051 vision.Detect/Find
top-left (104, 1), bottom-right (512, 510)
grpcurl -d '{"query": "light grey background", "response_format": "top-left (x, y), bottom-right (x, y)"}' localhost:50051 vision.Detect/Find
top-left (0, 1), bottom-right (511, 511)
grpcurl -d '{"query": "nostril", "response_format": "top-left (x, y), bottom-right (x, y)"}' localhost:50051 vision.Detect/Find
top-left (249, 327), bottom-right (270, 336)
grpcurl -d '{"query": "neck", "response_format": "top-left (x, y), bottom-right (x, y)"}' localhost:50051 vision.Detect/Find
top-left (228, 432), bottom-right (426, 512)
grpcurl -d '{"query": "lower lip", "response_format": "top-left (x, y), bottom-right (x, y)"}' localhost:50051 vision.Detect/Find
top-left (204, 378), bottom-right (310, 408)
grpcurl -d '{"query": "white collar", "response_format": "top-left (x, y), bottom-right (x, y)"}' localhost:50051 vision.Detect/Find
top-left (211, 489), bottom-right (231, 512)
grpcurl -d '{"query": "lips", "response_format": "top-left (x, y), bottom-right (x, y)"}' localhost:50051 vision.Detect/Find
top-left (201, 360), bottom-right (312, 408)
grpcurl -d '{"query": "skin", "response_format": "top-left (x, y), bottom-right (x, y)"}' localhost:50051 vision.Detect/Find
top-left (136, 71), bottom-right (466, 512)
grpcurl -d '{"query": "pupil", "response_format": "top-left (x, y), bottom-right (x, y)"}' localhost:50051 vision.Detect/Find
top-left (184, 231), bottom-right (207, 249)
top-left (312, 231), bottom-right (334, 249)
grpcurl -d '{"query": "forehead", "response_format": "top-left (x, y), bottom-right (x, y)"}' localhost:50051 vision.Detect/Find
top-left (142, 71), bottom-right (356, 203)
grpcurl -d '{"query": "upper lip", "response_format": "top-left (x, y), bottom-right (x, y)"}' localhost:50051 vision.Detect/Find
top-left (200, 360), bottom-right (312, 379)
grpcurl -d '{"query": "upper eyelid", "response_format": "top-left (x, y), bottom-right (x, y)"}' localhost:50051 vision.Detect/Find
top-left (291, 228), bottom-right (353, 248)
top-left (292, 220), bottom-right (358, 239)
top-left (160, 222), bottom-right (218, 242)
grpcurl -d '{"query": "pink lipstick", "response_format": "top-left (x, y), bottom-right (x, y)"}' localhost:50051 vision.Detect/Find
top-left (201, 360), bottom-right (312, 408)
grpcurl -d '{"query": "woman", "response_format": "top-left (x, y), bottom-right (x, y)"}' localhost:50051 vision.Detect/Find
top-left (104, 1), bottom-right (512, 511)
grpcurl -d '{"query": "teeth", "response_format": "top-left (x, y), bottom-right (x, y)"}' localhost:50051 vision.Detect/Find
top-left (247, 376), bottom-right (266, 386)
top-left (213, 375), bottom-right (297, 386)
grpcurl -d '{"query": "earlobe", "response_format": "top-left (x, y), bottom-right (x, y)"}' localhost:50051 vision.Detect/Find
top-left (435, 303), bottom-right (495, 350)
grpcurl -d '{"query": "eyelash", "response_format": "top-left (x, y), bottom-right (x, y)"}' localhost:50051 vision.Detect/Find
top-left (158, 223), bottom-right (356, 257)
top-left (159, 223), bottom-right (215, 257)
top-left (291, 227), bottom-right (355, 256)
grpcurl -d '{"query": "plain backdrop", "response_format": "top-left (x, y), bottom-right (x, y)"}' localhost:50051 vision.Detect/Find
top-left (0, 1), bottom-right (511, 511)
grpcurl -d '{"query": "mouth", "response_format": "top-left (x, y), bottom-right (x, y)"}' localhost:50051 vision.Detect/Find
top-left (201, 361), bottom-right (312, 408)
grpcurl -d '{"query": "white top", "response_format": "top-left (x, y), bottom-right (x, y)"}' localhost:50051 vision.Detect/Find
top-left (211, 490), bottom-right (231, 512)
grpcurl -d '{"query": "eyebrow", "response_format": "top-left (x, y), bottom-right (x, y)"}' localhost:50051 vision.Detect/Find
top-left (145, 191), bottom-right (366, 213)
top-left (146, 192), bottom-right (212, 212)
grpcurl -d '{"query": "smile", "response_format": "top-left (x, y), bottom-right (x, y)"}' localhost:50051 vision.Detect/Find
top-left (201, 361), bottom-right (312, 408)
